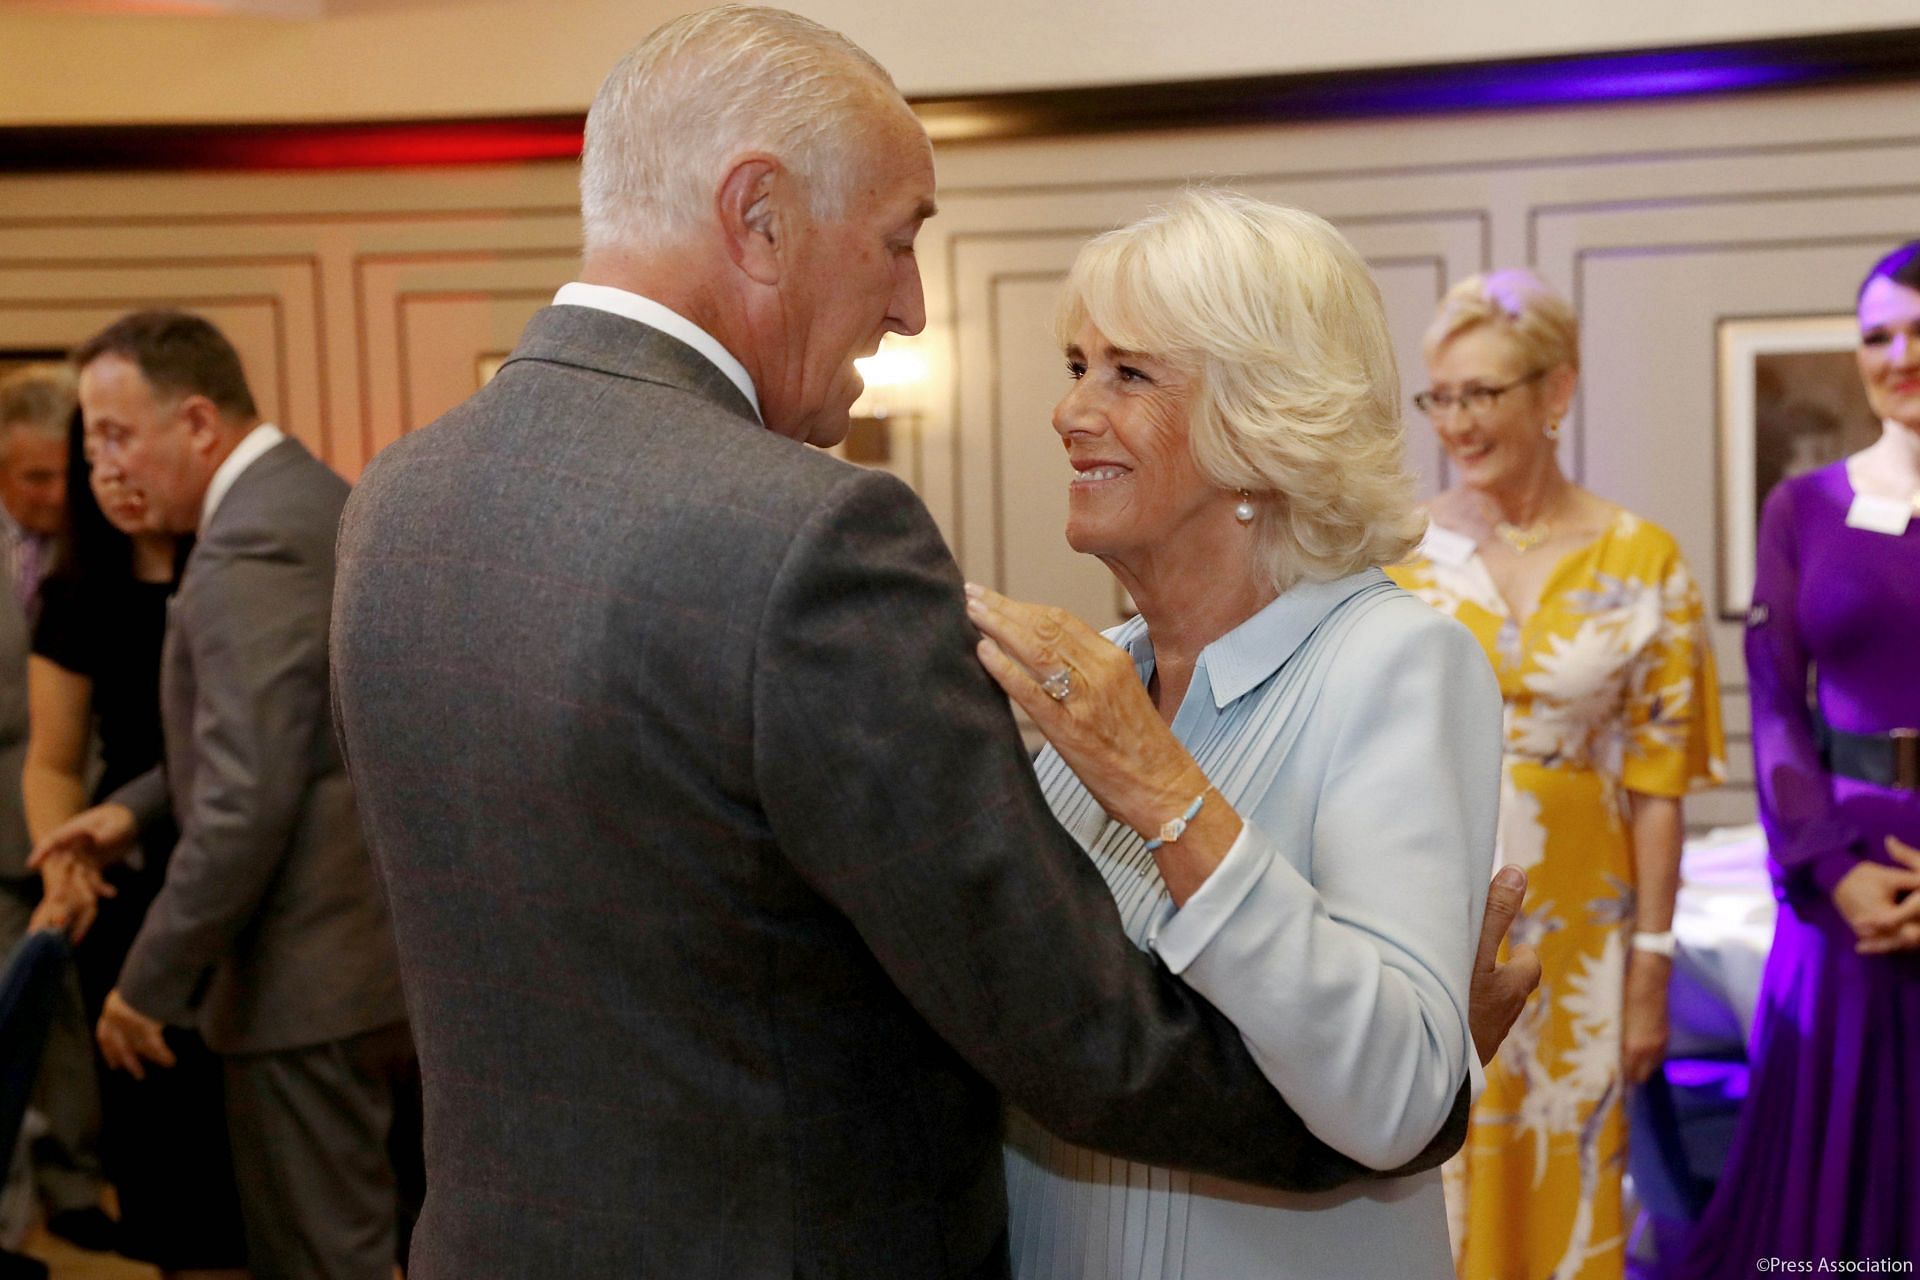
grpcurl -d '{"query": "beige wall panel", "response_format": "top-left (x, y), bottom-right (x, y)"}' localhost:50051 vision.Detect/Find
top-left (0, 166), bottom-right (582, 477)
top-left (989, 272), bottom-right (1110, 628)
top-left (0, 299), bottom-right (282, 424)
top-left (393, 291), bottom-right (549, 433)
top-left (0, 258), bottom-right (306, 445)
top-left (353, 248), bottom-right (574, 457)
top-left (947, 229), bottom-right (1084, 588)
top-left (7, 0), bottom-right (1916, 126)
top-left (5, 82), bottom-right (1919, 830)
top-left (1371, 258), bottom-right (1455, 495)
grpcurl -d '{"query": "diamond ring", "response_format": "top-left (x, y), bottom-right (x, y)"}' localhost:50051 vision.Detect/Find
top-left (1040, 668), bottom-right (1073, 702)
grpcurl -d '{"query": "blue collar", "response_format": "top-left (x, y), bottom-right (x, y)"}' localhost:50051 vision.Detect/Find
top-left (1111, 568), bottom-right (1390, 711)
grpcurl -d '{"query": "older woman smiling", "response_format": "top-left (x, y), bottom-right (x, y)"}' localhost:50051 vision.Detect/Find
top-left (966, 190), bottom-right (1522, 1279)
top-left (1388, 271), bottom-right (1725, 1280)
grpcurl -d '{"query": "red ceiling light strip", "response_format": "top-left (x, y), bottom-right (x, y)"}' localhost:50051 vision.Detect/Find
top-left (1, 116), bottom-right (587, 172)
top-left (4, 28), bottom-right (1919, 173)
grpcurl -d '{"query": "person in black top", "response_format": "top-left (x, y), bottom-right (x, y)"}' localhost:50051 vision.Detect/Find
top-left (25, 408), bottom-right (246, 1279)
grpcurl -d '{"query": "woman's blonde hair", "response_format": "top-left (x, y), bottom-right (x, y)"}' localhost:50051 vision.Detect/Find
top-left (1422, 268), bottom-right (1580, 375)
top-left (1057, 189), bottom-right (1422, 593)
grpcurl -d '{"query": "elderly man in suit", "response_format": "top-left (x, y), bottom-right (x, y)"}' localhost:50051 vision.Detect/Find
top-left (331, 8), bottom-right (1537, 1279)
top-left (0, 364), bottom-right (112, 1269)
top-left (31, 313), bottom-right (412, 1280)
top-left (0, 365), bottom-right (73, 941)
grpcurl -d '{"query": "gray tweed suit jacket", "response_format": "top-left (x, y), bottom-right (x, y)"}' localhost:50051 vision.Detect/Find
top-left (330, 305), bottom-right (1468, 1280)
top-left (111, 437), bottom-right (407, 1055)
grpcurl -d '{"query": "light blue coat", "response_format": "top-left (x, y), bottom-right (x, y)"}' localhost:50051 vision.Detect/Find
top-left (1006, 568), bottom-right (1501, 1280)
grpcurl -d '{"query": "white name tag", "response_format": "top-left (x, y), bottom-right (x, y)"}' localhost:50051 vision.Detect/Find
top-left (1845, 493), bottom-right (1913, 536)
top-left (1421, 525), bottom-right (1478, 567)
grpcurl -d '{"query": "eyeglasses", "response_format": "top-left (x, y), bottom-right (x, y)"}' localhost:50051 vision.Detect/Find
top-left (1412, 370), bottom-right (1545, 418)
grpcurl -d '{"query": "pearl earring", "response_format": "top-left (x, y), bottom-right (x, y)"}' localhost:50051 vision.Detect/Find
top-left (1234, 490), bottom-right (1255, 524)
top-left (1543, 419), bottom-right (1563, 441)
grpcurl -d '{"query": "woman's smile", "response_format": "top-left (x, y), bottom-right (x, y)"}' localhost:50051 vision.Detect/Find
top-left (1070, 460), bottom-right (1133, 488)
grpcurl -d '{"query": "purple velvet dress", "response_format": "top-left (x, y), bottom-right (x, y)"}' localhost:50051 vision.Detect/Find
top-left (1678, 461), bottom-right (1920, 1274)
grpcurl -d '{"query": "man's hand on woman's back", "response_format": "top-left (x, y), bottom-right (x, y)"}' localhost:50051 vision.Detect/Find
top-left (1470, 866), bottom-right (1541, 1066)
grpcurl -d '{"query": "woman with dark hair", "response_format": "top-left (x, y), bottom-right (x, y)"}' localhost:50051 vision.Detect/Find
top-left (25, 409), bottom-right (247, 1279)
top-left (1677, 242), bottom-right (1920, 1275)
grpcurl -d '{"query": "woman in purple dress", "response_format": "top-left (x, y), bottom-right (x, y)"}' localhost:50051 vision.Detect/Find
top-left (1678, 242), bottom-right (1920, 1273)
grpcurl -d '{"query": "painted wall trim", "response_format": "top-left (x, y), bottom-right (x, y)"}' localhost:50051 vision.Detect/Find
top-left (5, 26), bottom-right (1920, 172)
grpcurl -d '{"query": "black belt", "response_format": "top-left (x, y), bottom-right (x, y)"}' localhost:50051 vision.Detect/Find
top-left (1820, 721), bottom-right (1920, 792)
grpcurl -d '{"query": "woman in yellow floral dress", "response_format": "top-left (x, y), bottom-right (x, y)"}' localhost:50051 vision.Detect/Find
top-left (1387, 270), bottom-right (1724, 1280)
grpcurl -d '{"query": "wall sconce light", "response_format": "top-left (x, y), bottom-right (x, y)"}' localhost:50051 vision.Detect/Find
top-left (847, 338), bottom-right (930, 468)
top-left (843, 412), bottom-right (893, 464)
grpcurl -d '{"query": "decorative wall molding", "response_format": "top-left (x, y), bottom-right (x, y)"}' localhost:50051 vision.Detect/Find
top-left (5, 27), bottom-right (1920, 171)
top-left (7, 81), bottom-right (1918, 826)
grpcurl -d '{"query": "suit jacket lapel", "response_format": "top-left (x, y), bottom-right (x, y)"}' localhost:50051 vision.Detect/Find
top-left (500, 305), bottom-right (760, 426)
top-left (165, 435), bottom-right (311, 808)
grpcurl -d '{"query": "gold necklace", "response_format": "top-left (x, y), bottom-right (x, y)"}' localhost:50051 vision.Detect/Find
top-left (1493, 519), bottom-right (1553, 554)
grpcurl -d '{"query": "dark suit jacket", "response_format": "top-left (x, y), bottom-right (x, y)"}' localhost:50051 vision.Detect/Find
top-left (112, 437), bottom-right (407, 1054)
top-left (330, 305), bottom-right (1467, 1280)
top-left (0, 583), bottom-right (33, 883)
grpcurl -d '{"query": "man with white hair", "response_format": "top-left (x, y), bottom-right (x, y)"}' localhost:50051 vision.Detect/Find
top-left (331, 8), bottom-right (1532, 1277)
top-left (0, 364), bottom-right (112, 1266)
top-left (0, 367), bottom-right (69, 623)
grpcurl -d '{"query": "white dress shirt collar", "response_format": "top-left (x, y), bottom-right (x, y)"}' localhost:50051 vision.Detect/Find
top-left (201, 422), bottom-right (287, 530)
top-left (551, 282), bottom-right (761, 420)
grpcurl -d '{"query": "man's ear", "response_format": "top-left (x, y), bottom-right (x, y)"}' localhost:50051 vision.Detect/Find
top-left (178, 395), bottom-right (227, 458)
top-left (716, 155), bottom-right (785, 287)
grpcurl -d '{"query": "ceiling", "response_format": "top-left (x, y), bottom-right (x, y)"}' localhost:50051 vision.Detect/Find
top-left (2, 0), bottom-right (1918, 127)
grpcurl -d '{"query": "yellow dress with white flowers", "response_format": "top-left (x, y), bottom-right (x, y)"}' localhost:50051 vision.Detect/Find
top-left (1387, 509), bottom-right (1725, 1280)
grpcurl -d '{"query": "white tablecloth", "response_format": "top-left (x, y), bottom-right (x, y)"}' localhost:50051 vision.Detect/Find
top-left (1669, 825), bottom-right (1776, 1057)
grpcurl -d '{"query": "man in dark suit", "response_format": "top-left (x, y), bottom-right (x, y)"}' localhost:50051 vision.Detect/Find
top-left (33, 313), bottom-right (412, 1280)
top-left (331, 9), bottom-right (1536, 1279)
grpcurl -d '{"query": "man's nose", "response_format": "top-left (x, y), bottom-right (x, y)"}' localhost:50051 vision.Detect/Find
top-left (889, 263), bottom-right (926, 338)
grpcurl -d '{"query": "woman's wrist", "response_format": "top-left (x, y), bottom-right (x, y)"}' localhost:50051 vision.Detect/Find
top-left (1629, 929), bottom-right (1677, 959)
top-left (1120, 761), bottom-right (1212, 839)
top-left (1146, 797), bottom-right (1245, 907)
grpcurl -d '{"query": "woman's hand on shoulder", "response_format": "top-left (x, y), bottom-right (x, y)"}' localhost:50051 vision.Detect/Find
top-left (964, 583), bottom-right (1202, 839)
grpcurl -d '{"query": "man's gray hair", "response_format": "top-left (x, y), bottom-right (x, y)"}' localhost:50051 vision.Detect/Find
top-left (581, 6), bottom-right (899, 255)
top-left (0, 362), bottom-right (76, 461)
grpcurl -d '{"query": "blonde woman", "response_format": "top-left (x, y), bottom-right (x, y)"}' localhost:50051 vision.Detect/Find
top-left (1387, 270), bottom-right (1725, 1280)
top-left (968, 190), bottom-right (1512, 1278)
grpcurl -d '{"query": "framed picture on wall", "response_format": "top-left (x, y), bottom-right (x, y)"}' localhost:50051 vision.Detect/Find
top-left (1715, 314), bottom-right (1878, 618)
